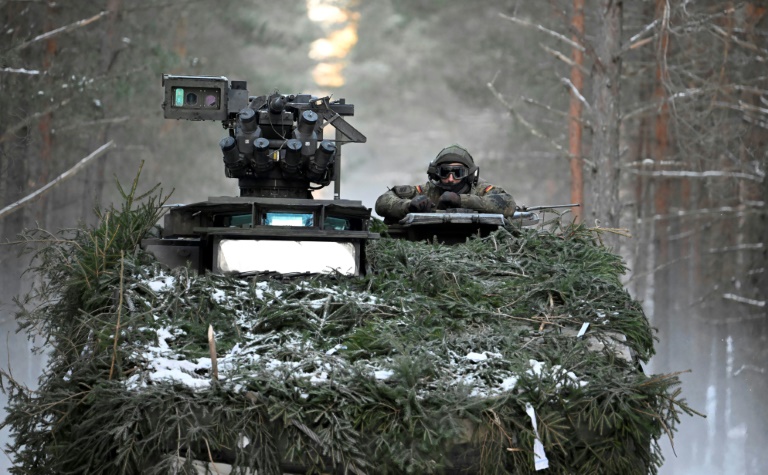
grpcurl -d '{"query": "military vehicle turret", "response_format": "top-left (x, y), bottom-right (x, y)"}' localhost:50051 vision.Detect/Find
top-left (142, 75), bottom-right (378, 276)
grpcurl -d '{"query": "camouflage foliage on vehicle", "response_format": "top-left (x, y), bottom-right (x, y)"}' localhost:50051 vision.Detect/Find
top-left (0, 178), bottom-right (697, 475)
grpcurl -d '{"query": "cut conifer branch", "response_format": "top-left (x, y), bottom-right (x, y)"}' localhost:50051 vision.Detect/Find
top-left (0, 180), bottom-right (699, 474)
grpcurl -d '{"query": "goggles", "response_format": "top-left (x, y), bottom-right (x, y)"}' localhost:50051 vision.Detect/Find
top-left (436, 164), bottom-right (469, 179)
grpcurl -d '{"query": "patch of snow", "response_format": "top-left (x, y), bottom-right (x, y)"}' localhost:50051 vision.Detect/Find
top-left (310, 371), bottom-right (329, 383)
top-left (122, 273), bottom-right (591, 398)
top-left (499, 376), bottom-right (518, 391)
top-left (374, 370), bottom-right (393, 380)
top-left (325, 344), bottom-right (346, 355)
top-left (155, 327), bottom-right (174, 350)
top-left (211, 289), bottom-right (227, 303)
top-left (150, 367), bottom-right (209, 389)
top-left (528, 359), bottom-right (545, 376)
top-left (466, 352), bottom-right (488, 362)
top-left (147, 275), bottom-right (175, 292)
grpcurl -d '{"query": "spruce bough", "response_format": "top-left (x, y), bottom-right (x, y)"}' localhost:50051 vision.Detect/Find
top-left (1, 179), bottom-right (696, 474)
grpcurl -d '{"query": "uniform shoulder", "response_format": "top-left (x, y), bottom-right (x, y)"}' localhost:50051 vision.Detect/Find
top-left (474, 179), bottom-right (506, 195)
top-left (388, 184), bottom-right (429, 198)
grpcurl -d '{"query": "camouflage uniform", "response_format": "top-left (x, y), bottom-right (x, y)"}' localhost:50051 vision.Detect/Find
top-left (375, 179), bottom-right (517, 223)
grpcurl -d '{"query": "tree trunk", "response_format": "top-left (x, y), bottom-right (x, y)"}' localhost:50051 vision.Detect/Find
top-left (0, 2), bottom-right (31, 302)
top-left (651, 0), bottom-right (672, 364)
top-left (568, 0), bottom-right (585, 223)
top-left (82, 0), bottom-right (122, 221)
top-left (589, 0), bottom-right (623, 251)
top-left (0, 133), bottom-right (28, 302)
top-left (38, 2), bottom-right (57, 228)
top-left (737, 6), bottom-right (767, 472)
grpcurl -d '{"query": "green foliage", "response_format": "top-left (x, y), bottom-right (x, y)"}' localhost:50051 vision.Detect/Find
top-left (1, 190), bottom-right (697, 474)
top-left (10, 165), bottom-right (169, 371)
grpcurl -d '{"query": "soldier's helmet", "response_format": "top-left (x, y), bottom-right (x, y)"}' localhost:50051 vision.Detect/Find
top-left (427, 145), bottom-right (480, 190)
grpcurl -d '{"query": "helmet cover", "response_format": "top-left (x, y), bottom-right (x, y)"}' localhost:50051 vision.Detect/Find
top-left (427, 145), bottom-right (479, 190)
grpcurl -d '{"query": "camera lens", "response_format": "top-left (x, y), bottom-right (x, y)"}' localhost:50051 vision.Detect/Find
top-left (185, 92), bottom-right (198, 105)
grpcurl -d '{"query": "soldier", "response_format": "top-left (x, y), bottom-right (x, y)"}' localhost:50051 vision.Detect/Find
top-left (375, 145), bottom-right (516, 223)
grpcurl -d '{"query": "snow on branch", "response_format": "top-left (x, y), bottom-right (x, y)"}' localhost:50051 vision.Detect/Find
top-left (6, 11), bottom-right (108, 52)
top-left (0, 67), bottom-right (40, 75)
top-left (628, 169), bottom-right (764, 182)
top-left (722, 293), bottom-right (766, 308)
top-left (734, 364), bottom-right (767, 376)
top-left (0, 141), bottom-right (115, 221)
top-left (560, 77), bottom-right (591, 111)
top-left (709, 243), bottom-right (764, 254)
top-left (539, 44), bottom-right (589, 74)
top-left (621, 19), bottom-right (660, 52)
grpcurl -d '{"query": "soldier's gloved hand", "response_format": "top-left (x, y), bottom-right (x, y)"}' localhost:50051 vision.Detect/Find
top-left (408, 195), bottom-right (435, 213)
top-left (438, 191), bottom-right (462, 209)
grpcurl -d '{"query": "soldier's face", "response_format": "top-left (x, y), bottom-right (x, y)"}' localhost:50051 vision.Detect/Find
top-left (438, 162), bottom-right (467, 184)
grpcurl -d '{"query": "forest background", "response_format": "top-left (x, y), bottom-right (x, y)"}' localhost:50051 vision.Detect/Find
top-left (1, 1), bottom-right (765, 474)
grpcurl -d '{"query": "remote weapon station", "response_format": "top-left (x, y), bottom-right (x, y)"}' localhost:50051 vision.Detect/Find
top-left (143, 75), bottom-right (378, 276)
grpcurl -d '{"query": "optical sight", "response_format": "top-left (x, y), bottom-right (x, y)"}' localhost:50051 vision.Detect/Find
top-left (162, 75), bottom-right (249, 121)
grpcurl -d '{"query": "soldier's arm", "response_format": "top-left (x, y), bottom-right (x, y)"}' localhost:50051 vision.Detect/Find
top-left (460, 185), bottom-right (517, 217)
top-left (375, 185), bottom-right (420, 220)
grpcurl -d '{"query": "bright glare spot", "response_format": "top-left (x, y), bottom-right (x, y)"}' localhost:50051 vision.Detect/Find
top-left (309, 26), bottom-right (358, 60)
top-left (306, 0), bottom-right (348, 24)
top-left (306, 0), bottom-right (358, 89)
top-left (312, 62), bottom-right (346, 88)
top-left (309, 39), bottom-right (336, 60)
top-left (331, 25), bottom-right (357, 56)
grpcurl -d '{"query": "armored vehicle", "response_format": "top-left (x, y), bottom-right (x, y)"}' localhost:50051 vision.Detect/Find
top-left (0, 74), bottom-right (688, 475)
